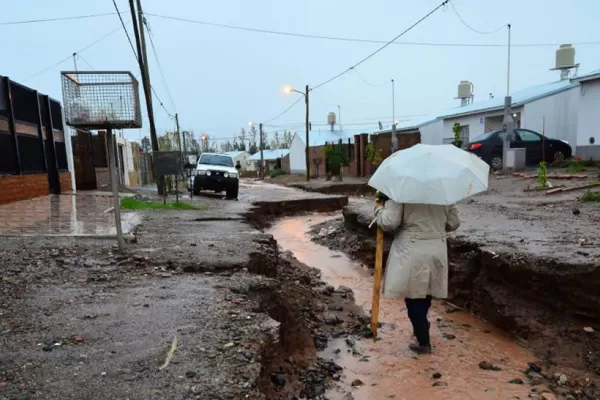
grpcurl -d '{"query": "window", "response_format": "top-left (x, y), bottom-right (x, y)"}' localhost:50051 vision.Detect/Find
top-left (198, 154), bottom-right (234, 167)
top-left (516, 130), bottom-right (541, 142)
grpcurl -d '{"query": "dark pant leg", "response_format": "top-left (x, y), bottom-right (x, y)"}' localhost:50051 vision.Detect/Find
top-left (404, 298), bottom-right (416, 336)
top-left (405, 297), bottom-right (431, 347)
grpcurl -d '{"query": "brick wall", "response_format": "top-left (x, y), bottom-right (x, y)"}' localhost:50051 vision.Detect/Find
top-left (281, 154), bottom-right (291, 174)
top-left (0, 174), bottom-right (49, 205)
top-left (372, 132), bottom-right (421, 161)
top-left (59, 172), bottom-right (72, 192)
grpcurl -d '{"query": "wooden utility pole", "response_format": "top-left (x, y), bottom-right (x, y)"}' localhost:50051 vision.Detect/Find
top-left (305, 84), bottom-right (310, 181)
top-left (259, 123), bottom-right (265, 179)
top-left (129, 0), bottom-right (162, 193)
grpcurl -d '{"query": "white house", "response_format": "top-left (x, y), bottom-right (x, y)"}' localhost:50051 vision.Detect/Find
top-left (438, 79), bottom-right (579, 146)
top-left (573, 69), bottom-right (600, 160)
top-left (387, 79), bottom-right (582, 152)
top-left (247, 148), bottom-right (290, 171)
top-left (222, 150), bottom-right (251, 171)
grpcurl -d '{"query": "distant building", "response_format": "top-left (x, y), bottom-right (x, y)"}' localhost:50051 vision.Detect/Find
top-left (222, 150), bottom-right (251, 171)
top-left (247, 149), bottom-right (290, 173)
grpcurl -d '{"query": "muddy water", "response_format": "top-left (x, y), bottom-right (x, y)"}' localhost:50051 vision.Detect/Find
top-left (269, 215), bottom-right (541, 400)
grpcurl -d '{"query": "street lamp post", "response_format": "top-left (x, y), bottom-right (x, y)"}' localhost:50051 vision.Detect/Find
top-left (502, 24), bottom-right (513, 173)
top-left (248, 121), bottom-right (265, 179)
top-left (284, 85), bottom-right (310, 181)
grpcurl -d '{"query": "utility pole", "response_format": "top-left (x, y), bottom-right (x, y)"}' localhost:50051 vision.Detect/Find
top-left (305, 84), bottom-right (310, 181)
top-left (175, 113), bottom-right (182, 163)
top-left (259, 123), bottom-right (265, 179)
top-left (391, 79), bottom-right (398, 153)
top-left (129, 0), bottom-right (161, 192)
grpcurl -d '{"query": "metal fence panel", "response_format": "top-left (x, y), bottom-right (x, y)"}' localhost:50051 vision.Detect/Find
top-left (153, 151), bottom-right (182, 176)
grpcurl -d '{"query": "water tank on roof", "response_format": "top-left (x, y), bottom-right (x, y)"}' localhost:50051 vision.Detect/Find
top-left (457, 81), bottom-right (473, 99)
top-left (327, 112), bottom-right (336, 125)
top-left (555, 44), bottom-right (576, 69)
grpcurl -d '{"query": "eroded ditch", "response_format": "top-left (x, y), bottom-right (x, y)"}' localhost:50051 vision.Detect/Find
top-left (307, 210), bottom-right (600, 399)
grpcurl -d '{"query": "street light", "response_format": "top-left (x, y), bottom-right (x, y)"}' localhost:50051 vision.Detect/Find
top-left (284, 84), bottom-right (310, 181)
top-left (248, 121), bottom-right (265, 179)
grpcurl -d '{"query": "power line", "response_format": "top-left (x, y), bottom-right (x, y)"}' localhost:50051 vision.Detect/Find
top-left (0, 12), bottom-right (118, 26)
top-left (144, 11), bottom-right (600, 48)
top-left (448, 0), bottom-right (506, 35)
top-left (311, 1), bottom-right (449, 91)
top-left (263, 97), bottom-right (304, 123)
top-left (111, 0), bottom-right (173, 118)
top-left (145, 16), bottom-right (177, 112)
top-left (76, 54), bottom-right (95, 70)
top-left (24, 24), bottom-right (124, 82)
top-left (112, 0), bottom-right (138, 61)
top-left (352, 69), bottom-right (391, 88)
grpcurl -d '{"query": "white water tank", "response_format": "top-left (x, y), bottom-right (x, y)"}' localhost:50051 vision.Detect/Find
top-left (457, 81), bottom-right (473, 99)
top-left (556, 44), bottom-right (575, 69)
top-left (327, 112), bottom-right (336, 125)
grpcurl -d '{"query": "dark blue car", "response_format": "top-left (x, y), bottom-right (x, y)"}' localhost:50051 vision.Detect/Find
top-left (466, 129), bottom-right (572, 170)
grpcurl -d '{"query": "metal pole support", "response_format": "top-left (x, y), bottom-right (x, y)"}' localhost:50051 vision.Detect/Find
top-left (106, 129), bottom-right (125, 251)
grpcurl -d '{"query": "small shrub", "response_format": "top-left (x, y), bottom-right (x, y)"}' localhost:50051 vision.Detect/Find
top-left (567, 159), bottom-right (586, 173)
top-left (537, 161), bottom-right (548, 188)
top-left (581, 191), bottom-right (600, 202)
top-left (269, 168), bottom-right (286, 178)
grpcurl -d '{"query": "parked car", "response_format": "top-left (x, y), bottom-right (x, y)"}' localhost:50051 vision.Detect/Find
top-left (466, 129), bottom-right (572, 170)
top-left (188, 153), bottom-right (239, 198)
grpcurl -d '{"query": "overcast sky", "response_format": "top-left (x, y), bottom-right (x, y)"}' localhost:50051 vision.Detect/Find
top-left (4, 0), bottom-right (600, 144)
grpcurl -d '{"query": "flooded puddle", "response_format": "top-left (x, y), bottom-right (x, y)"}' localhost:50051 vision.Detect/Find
top-left (269, 215), bottom-right (539, 400)
top-left (0, 194), bottom-right (140, 235)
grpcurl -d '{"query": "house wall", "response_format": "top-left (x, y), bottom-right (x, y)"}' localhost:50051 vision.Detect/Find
top-left (418, 120), bottom-right (444, 145)
top-left (442, 113), bottom-right (490, 143)
top-left (289, 133), bottom-right (306, 173)
top-left (575, 80), bottom-right (600, 159)
top-left (522, 86), bottom-right (579, 145)
top-left (281, 154), bottom-right (290, 174)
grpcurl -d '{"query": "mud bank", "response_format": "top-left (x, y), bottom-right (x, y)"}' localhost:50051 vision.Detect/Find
top-left (311, 209), bottom-right (600, 398)
top-left (286, 181), bottom-right (373, 196)
top-left (245, 195), bottom-right (348, 229)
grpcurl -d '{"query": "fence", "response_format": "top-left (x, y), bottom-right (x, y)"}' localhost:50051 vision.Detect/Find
top-left (0, 75), bottom-right (69, 195)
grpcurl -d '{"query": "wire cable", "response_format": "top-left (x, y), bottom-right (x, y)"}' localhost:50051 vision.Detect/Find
top-left (111, 0), bottom-right (173, 117)
top-left (448, 0), bottom-right (506, 35)
top-left (143, 11), bottom-right (597, 48)
top-left (112, 0), bottom-right (139, 61)
top-left (24, 24), bottom-right (124, 82)
top-left (76, 54), bottom-right (95, 70)
top-left (352, 69), bottom-right (391, 88)
top-left (263, 97), bottom-right (304, 123)
top-left (311, 0), bottom-right (449, 91)
top-left (0, 12), bottom-right (118, 26)
top-left (145, 16), bottom-right (177, 112)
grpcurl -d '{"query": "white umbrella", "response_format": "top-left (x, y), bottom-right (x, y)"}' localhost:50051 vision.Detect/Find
top-left (368, 144), bottom-right (489, 205)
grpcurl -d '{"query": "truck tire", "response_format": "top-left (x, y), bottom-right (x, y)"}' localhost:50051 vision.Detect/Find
top-left (226, 185), bottom-right (239, 200)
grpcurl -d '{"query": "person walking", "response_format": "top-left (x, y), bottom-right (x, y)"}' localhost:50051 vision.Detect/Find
top-left (374, 197), bottom-right (460, 354)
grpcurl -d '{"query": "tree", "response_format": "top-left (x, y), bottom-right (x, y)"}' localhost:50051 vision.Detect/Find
top-left (278, 131), bottom-right (293, 149)
top-left (141, 136), bottom-right (151, 152)
top-left (238, 128), bottom-right (247, 151)
top-left (261, 131), bottom-right (269, 150)
top-left (272, 131), bottom-right (281, 149)
top-left (232, 139), bottom-right (240, 151)
top-left (248, 125), bottom-right (258, 154)
top-left (325, 142), bottom-right (349, 181)
top-left (220, 140), bottom-right (234, 152)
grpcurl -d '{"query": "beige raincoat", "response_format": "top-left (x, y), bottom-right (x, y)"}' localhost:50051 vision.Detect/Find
top-left (375, 201), bottom-right (460, 299)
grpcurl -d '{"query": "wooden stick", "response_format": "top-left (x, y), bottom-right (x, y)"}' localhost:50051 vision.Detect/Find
top-left (371, 227), bottom-right (384, 341)
top-left (546, 182), bottom-right (600, 195)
